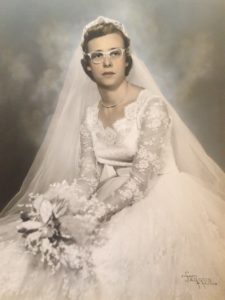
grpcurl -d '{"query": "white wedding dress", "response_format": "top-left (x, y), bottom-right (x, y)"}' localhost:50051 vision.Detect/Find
top-left (0, 88), bottom-right (225, 300)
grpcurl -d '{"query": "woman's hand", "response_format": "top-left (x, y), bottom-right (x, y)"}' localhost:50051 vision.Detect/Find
top-left (59, 214), bottom-right (99, 246)
top-left (96, 195), bottom-right (121, 222)
top-left (67, 195), bottom-right (90, 215)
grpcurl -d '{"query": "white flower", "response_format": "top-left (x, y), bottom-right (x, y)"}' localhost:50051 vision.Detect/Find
top-left (31, 194), bottom-right (45, 212)
top-left (40, 238), bottom-right (52, 255)
top-left (61, 244), bottom-right (83, 270)
top-left (39, 200), bottom-right (53, 223)
top-left (17, 220), bottom-right (42, 233)
top-left (52, 199), bottom-right (68, 218)
top-left (24, 231), bottom-right (42, 254)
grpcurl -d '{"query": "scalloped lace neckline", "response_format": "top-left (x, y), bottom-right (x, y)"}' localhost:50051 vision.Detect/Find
top-left (94, 88), bottom-right (147, 130)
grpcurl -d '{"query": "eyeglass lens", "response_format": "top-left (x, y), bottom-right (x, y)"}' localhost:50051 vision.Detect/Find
top-left (90, 48), bottom-right (123, 63)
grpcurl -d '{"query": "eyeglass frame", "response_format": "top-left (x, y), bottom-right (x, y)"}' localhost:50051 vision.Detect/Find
top-left (84, 47), bottom-right (127, 64)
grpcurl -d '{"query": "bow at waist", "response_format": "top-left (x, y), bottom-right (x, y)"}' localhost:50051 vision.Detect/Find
top-left (100, 164), bottom-right (131, 183)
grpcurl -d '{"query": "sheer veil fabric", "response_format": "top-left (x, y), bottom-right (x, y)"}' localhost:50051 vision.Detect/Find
top-left (1, 23), bottom-right (224, 217)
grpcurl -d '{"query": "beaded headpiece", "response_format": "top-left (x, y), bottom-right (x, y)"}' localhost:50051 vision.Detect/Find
top-left (80, 16), bottom-right (129, 45)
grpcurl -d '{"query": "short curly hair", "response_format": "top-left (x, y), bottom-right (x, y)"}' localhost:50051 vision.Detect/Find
top-left (80, 22), bottom-right (133, 81)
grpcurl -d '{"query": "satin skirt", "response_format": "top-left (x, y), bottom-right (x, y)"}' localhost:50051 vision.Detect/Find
top-left (0, 167), bottom-right (225, 300)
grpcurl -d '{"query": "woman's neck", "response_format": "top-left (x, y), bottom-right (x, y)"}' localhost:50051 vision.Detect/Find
top-left (98, 81), bottom-right (129, 107)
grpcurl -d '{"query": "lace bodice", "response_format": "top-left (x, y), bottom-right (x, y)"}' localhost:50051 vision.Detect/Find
top-left (76, 88), bottom-right (178, 213)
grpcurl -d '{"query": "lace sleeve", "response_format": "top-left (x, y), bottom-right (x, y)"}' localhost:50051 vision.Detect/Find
top-left (104, 96), bottom-right (172, 217)
top-left (75, 116), bottom-right (101, 198)
top-left (62, 109), bottom-right (102, 214)
top-left (69, 108), bottom-right (102, 198)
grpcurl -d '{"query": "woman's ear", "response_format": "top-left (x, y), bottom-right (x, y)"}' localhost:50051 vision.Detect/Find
top-left (87, 65), bottom-right (92, 72)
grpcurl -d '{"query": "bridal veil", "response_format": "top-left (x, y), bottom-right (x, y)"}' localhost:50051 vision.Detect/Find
top-left (1, 16), bottom-right (224, 217)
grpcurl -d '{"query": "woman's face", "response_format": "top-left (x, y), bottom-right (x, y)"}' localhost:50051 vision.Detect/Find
top-left (86, 32), bottom-right (128, 89)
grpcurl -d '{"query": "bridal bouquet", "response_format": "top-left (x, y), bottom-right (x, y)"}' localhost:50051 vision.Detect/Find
top-left (17, 180), bottom-right (110, 273)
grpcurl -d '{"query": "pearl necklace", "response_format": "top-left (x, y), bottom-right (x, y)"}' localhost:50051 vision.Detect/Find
top-left (100, 83), bottom-right (129, 108)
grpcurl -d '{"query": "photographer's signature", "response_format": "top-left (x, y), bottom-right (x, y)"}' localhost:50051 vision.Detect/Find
top-left (181, 271), bottom-right (218, 288)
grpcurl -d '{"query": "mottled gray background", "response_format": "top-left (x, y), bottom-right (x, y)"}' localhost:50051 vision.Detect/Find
top-left (0, 0), bottom-right (224, 210)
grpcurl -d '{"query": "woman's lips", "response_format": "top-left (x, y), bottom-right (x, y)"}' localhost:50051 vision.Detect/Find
top-left (102, 72), bottom-right (115, 76)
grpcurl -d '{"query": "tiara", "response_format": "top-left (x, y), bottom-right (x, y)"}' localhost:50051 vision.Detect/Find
top-left (80, 16), bottom-right (129, 45)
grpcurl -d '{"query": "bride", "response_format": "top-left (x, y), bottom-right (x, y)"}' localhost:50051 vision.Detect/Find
top-left (0, 16), bottom-right (225, 300)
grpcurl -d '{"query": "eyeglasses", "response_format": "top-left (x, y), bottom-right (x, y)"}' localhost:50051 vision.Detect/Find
top-left (85, 48), bottom-right (126, 64)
